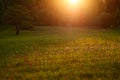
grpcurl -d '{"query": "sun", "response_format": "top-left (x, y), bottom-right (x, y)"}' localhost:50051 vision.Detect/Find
top-left (69, 0), bottom-right (79, 4)
top-left (69, 0), bottom-right (79, 5)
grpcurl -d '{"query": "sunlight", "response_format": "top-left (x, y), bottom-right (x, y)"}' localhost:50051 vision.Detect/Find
top-left (69, 0), bottom-right (79, 5)
top-left (54, 0), bottom-right (88, 11)
top-left (66, 0), bottom-right (86, 7)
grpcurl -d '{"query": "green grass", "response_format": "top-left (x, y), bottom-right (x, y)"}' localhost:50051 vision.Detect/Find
top-left (0, 27), bottom-right (120, 80)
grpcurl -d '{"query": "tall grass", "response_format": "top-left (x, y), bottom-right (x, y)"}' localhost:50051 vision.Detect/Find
top-left (0, 27), bottom-right (120, 80)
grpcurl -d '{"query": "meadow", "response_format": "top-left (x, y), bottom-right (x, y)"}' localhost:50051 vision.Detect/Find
top-left (0, 26), bottom-right (120, 80)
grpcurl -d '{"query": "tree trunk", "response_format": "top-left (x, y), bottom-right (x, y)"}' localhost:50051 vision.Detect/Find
top-left (16, 26), bottom-right (20, 35)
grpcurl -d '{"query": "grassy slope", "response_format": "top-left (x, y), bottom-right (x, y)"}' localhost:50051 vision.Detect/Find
top-left (0, 27), bottom-right (120, 80)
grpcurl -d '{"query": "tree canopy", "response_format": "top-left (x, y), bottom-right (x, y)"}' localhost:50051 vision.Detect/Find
top-left (2, 5), bottom-right (34, 35)
top-left (0, 0), bottom-right (120, 29)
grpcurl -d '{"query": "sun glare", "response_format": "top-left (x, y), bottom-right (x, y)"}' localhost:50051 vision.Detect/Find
top-left (69, 0), bottom-right (79, 5)
top-left (66, 0), bottom-right (85, 8)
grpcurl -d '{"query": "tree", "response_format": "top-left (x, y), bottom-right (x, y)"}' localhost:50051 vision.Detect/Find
top-left (0, 0), bottom-right (6, 24)
top-left (2, 5), bottom-right (34, 35)
top-left (95, 0), bottom-right (120, 28)
top-left (112, 9), bottom-right (120, 28)
top-left (99, 12), bottom-right (113, 28)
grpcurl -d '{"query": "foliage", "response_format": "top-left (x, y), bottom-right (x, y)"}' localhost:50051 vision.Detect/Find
top-left (0, 0), bottom-right (120, 28)
top-left (2, 5), bottom-right (34, 35)
top-left (3, 5), bottom-right (34, 27)
top-left (99, 12), bottom-right (113, 28)
top-left (112, 9), bottom-right (120, 28)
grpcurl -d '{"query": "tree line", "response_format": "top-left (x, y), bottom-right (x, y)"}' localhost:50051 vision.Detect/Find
top-left (0, 0), bottom-right (120, 35)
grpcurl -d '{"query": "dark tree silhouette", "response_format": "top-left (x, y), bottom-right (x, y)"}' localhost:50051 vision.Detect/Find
top-left (2, 5), bottom-right (34, 35)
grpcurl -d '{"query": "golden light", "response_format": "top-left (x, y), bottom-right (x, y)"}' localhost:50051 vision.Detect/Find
top-left (65, 0), bottom-right (86, 9)
top-left (69, 0), bottom-right (79, 5)
top-left (50, 0), bottom-right (93, 18)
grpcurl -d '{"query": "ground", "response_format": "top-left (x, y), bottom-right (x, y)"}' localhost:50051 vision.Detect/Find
top-left (0, 26), bottom-right (120, 80)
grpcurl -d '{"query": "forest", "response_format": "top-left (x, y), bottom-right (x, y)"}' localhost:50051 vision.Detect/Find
top-left (0, 0), bottom-right (120, 28)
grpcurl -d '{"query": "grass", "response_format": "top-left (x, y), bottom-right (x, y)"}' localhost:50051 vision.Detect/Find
top-left (0, 26), bottom-right (120, 80)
